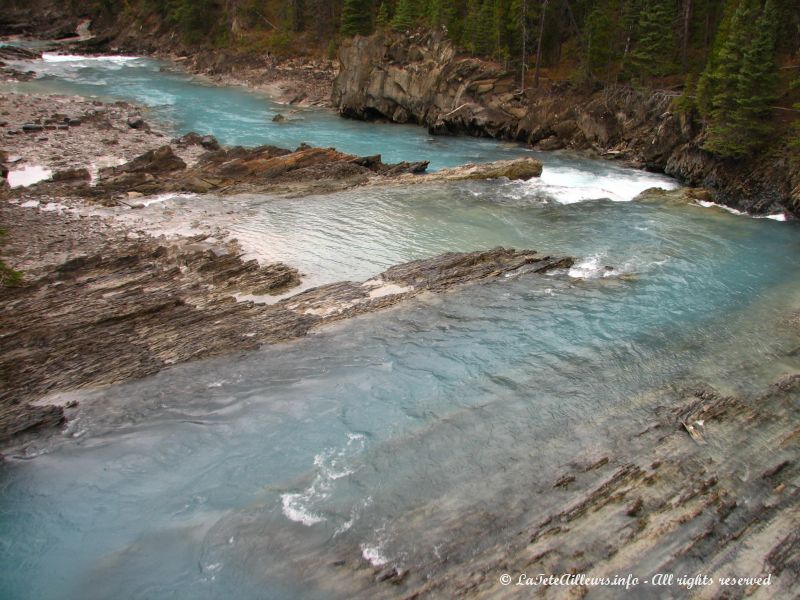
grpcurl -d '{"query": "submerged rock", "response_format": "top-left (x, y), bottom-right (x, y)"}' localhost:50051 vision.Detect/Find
top-left (373, 375), bottom-right (800, 599)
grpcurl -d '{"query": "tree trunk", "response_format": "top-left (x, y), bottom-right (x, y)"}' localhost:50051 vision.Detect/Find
top-left (226, 0), bottom-right (241, 36)
top-left (289, 0), bottom-right (305, 32)
top-left (682, 0), bottom-right (692, 71)
top-left (533, 0), bottom-right (548, 88)
top-left (520, 0), bottom-right (527, 91)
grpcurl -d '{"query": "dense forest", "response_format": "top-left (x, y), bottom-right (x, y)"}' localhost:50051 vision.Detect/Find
top-left (78, 0), bottom-right (800, 158)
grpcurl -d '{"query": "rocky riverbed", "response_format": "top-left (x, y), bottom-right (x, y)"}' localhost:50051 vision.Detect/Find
top-left (295, 374), bottom-right (800, 599)
top-left (0, 45), bottom-right (797, 600)
top-left (0, 90), bottom-right (560, 449)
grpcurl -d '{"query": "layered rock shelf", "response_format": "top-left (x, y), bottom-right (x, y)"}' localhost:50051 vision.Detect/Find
top-left (0, 182), bottom-right (572, 445)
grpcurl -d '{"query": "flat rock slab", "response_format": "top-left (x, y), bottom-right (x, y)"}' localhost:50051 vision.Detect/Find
top-left (0, 222), bottom-right (572, 445)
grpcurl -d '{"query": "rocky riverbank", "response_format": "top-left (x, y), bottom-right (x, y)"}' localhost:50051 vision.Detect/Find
top-left (0, 92), bottom-right (205, 177)
top-left (0, 89), bottom-right (545, 200)
top-left (300, 374), bottom-right (800, 599)
top-left (3, 3), bottom-right (798, 216)
top-left (333, 30), bottom-right (800, 218)
top-left (0, 89), bottom-right (558, 449)
top-left (0, 191), bottom-right (571, 447)
top-left (1, 25), bottom-right (798, 600)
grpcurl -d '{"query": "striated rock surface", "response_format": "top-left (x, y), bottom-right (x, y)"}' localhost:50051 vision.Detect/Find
top-left (0, 191), bottom-right (572, 446)
top-left (368, 377), bottom-right (800, 598)
top-left (333, 30), bottom-right (799, 217)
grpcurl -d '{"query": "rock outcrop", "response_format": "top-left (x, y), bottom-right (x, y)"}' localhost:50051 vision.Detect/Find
top-left (384, 157), bottom-right (543, 187)
top-left (333, 29), bottom-right (522, 140)
top-left (14, 138), bottom-right (543, 203)
top-left (333, 30), bottom-right (799, 217)
top-left (0, 182), bottom-right (572, 447)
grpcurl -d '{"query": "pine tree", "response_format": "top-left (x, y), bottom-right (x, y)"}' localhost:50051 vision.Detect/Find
top-left (696, 0), bottom-right (755, 120)
top-left (732, 1), bottom-right (778, 136)
top-left (465, 0), bottom-right (481, 53)
top-left (376, 1), bottom-right (389, 28)
top-left (627, 0), bottom-right (677, 80)
top-left (704, 0), bottom-right (779, 157)
top-left (392, 0), bottom-right (415, 32)
top-left (620, 0), bottom-right (644, 58)
top-left (426, 0), bottom-right (452, 28)
top-left (340, 0), bottom-right (373, 37)
top-left (474, 1), bottom-right (496, 55)
top-left (492, 0), bottom-right (511, 59)
top-left (583, 0), bottom-right (615, 80)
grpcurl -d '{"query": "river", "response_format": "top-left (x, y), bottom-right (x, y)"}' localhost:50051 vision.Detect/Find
top-left (1, 53), bottom-right (798, 599)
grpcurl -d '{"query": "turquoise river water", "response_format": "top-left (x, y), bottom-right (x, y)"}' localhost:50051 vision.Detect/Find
top-left (1, 53), bottom-right (799, 599)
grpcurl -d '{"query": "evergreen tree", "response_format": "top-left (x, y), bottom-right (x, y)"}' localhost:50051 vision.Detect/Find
top-left (732, 2), bottom-right (778, 134)
top-left (465, 0), bottom-right (481, 53)
top-left (475, 1), bottom-right (496, 55)
top-left (620, 0), bottom-right (644, 58)
top-left (340, 0), bottom-right (373, 37)
top-left (492, 0), bottom-right (512, 59)
top-left (696, 0), bottom-right (753, 119)
top-left (426, 0), bottom-right (452, 28)
top-left (583, 0), bottom-right (615, 80)
top-left (627, 0), bottom-right (677, 79)
top-left (672, 73), bottom-right (697, 113)
top-left (509, 0), bottom-right (533, 65)
top-left (376, 1), bottom-right (389, 28)
top-left (392, 0), bottom-right (415, 31)
top-left (704, 0), bottom-right (779, 156)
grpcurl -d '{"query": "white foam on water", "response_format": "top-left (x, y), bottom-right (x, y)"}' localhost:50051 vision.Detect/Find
top-left (280, 433), bottom-right (366, 526)
top-left (525, 165), bottom-right (679, 204)
top-left (695, 201), bottom-right (790, 222)
top-left (20, 199), bottom-right (40, 208)
top-left (8, 165), bottom-right (52, 188)
top-left (568, 254), bottom-right (617, 279)
top-left (694, 200), bottom-right (746, 216)
top-left (281, 492), bottom-right (326, 526)
top-left (139, 193), bottom-right (198, 207)
top-left (758, 213), bottom-right (788, 222)
top-left (41, 53), bottom-right (140, 64)
top-left (361, 543), bottom-right (389, 567)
